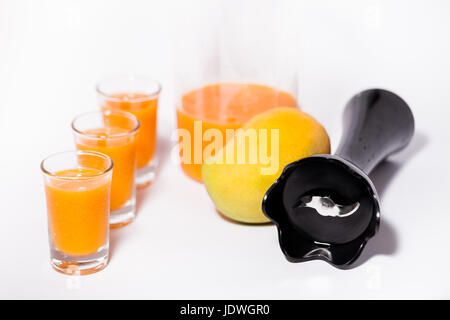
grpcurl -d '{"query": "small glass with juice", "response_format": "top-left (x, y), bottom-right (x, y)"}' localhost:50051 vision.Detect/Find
top-left (97, 75), bottom-right (161, 188)
top-left (41, 150), bottom-right (113, 275)
top-left (72, 110), bottom-right (139, 228)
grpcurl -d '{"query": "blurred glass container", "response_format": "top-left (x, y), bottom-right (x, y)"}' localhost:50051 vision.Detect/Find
top-left (171, 0), bottom-right (300, 182)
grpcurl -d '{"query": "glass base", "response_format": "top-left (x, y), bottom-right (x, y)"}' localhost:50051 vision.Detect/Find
top-left (51, 245), bottom-right (109, 275)
top-left (110, 196), bottom-right (136, 228)
top-left (136, 158), bottom-right (158, 188)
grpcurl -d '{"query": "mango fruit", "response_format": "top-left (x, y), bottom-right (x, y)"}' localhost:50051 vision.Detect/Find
top-left (202, 107), bottom-right (331, 223)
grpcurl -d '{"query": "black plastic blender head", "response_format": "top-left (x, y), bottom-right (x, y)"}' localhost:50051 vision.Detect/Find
top-left (262, 89), bottom-right (414, 268)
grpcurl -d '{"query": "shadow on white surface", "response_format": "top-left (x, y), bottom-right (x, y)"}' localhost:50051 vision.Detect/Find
top-left (109, 228), bottom-right (123, 263)
top-left (370, 132), bottom-right (428, 198)
top-left (136, 134), bottom-right (173, 213)
top-left (352, 132), bottom-right (428, 267)
top-left (214, 209), bottom-right (273, 227)
top-left (109, 134), bottom-right (174, 262)
top-left (353, 217), bottom-right (397, 268)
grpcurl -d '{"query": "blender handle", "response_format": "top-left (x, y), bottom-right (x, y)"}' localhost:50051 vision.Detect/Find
top-left (335, 89), bottom-right (415, 174)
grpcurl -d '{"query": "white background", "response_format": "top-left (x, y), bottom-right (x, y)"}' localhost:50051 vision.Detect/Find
top-left (0, 0), bottom-right (449, 299)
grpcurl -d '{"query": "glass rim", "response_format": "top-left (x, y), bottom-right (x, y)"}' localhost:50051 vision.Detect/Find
top-left (40, 150), bottom-right (114, 180)
top-left (71, 109), bottom-right (140, 139)
top-left (96, 74), bottom-right (162, 102)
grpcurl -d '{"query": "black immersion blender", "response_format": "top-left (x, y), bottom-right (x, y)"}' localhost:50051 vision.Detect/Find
top-left (262, 89), bottom-right (414, 268)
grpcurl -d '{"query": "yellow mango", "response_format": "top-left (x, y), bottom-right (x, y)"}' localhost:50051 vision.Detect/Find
top-left (202, 107), bottom-right (331, 223)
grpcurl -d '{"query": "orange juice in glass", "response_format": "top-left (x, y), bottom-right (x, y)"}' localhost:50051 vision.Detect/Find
top-left (72, 110), bottom-right (139, 228)
top-left (41, 150), bottom-right (113, 275)
top-left (97, 75), bottom-right (161, 188)
top-left (176, 83), bottom-right (298, 182)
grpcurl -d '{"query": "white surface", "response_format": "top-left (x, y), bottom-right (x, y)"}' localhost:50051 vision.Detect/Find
top-left (1, 0), bottom-right (449, 299)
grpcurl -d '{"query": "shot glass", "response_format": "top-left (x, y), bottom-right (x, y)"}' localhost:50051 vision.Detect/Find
top-left (41, 150), bottom-right (113, 275)
top-left (97, 75), bottom-right (161, 188)
top-left (72, 110), bottom-right (139, 228)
